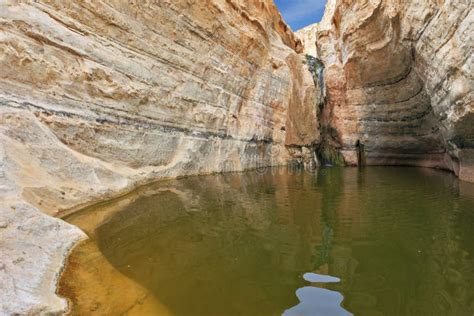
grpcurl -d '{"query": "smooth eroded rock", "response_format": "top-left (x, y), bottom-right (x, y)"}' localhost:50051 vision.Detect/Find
top-left (297, 0), bottom-right (473, 179)
top-left (0, 0), bottom-right (319, 313)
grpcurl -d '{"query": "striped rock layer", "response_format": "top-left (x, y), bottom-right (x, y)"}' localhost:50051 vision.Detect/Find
top-left (0, 1), bottom-right (319, 313)
top-left (297, 0), bottom-right (473, 181)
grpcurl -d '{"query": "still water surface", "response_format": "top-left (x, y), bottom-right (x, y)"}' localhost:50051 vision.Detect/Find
top-left (59, 167), bottom-right (474, 315)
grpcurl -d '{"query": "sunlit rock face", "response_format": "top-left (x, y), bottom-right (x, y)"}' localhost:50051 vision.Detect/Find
top-left (0, 1), bottom-right (319, 314)
top-left (0, 0), bottom-right (319, 214)
top-left (297, 0), bottom-right (473, 181)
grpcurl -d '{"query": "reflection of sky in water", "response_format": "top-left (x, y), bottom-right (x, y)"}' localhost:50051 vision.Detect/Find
top-left (284, 273), bottom-right (352, 316)
top-left (303, 273), bottom-right (340, 283)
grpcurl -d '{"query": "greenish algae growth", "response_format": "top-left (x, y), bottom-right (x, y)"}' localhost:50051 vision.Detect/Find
top-left (59, 167), bottom-right (474, 316)
top-left (317, 142), bottom-right (346, 166)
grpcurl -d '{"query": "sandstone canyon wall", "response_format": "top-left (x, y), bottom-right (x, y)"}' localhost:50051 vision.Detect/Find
top-left (297, 0), bottom-right (473, 181)
top-left (0, 1), bottom-right (319, 313)
top-left (1, 0), bottom-right (473, 313)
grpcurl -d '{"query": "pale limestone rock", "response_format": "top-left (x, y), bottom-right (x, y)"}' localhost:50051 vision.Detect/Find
top-left (0, 203), bottom-right (86, 315)
top-left (0, 0), bottom-right (319, 313)
top-left (297, 0), bottom-right (473, 181)
top-left (295, 0), bottom-right (335, 58)
top-left (2, 0), bottom-right (471, 313)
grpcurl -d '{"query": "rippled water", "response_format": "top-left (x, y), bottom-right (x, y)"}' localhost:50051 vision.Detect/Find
top-left (59, 167), bottom-right (474, 316)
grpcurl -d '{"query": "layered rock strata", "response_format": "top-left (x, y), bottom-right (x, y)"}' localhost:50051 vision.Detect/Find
top-left (297, 0), bottom-right (473, 181)
top-left (0, 0), bottom-right (319, 313)
top-left (1, 0), bottom-right (472, 313)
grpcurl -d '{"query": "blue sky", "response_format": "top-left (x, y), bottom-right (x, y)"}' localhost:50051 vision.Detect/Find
top-left (274, 0), bottom-right (327, 31)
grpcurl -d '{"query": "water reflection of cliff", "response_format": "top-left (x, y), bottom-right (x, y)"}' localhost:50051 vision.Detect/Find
top-left (60, 167), bottom-right (474, 316)
top-left (95, 170), bottom-right (327, 315)
top-left (315, 168), bottom-right (474, 315)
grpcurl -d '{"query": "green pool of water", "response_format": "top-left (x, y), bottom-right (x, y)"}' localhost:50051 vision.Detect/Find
top-left (60, 167), bottom-right (474, 315)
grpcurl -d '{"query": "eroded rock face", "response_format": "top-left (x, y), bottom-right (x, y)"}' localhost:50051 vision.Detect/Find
top-left (0, 0), bottom-right (319, 313)
top-left (297, 0), bottom-right (473, 180)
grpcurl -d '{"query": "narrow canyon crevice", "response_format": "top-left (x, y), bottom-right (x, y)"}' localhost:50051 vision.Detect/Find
top-left (0, 0), bottom-right (472, 314)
